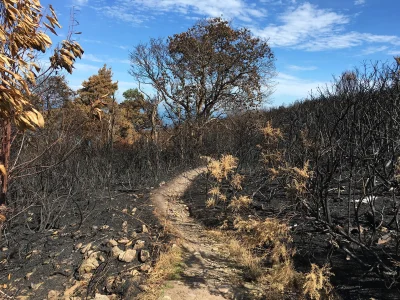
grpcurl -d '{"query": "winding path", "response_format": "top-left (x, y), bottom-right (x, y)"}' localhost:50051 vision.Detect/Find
top-left (150, 167), bottom-right (257, 300)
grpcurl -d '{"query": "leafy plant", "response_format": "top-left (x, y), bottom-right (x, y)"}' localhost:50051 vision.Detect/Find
top-left (0, 0), bottom-right (83, 205)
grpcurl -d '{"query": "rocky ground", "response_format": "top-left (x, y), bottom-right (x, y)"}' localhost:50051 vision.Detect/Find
top-left (0, 167), bottom-right (266, 300)
top-left (4, 166), bottom-right (398, 299)
top-left (0, 186), bottom-right (168, 299)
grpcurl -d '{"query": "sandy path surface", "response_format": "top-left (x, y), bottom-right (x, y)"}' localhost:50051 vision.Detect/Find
top-left (150, 167), bottom-right (256, 300)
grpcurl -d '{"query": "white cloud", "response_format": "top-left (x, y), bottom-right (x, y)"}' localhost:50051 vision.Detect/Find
top-left (83, 53), bottom-right (103, 63)
top-left (83, 53), bottom-right (130, 64)
top-left (360, 46), bottom-right (388, 55)
top-left (253, 2), bottom-right (400, 51)
top-left (73, 63), bottom-right (100, 72)
top-left (74, 0), bottom-right (89, 6)
top-left (272, 72), bottom-right (329, 101)
top-left (388, 50), bottom-right (400, 56)
top-left (287, 64), bottom-right (317, 71)
top-left (354, 0), bottom-right (365, 5)
top-left (91, 0), bottom-right (267, 25)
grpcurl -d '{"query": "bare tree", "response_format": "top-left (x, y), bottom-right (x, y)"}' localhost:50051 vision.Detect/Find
top-left (129, 18), bottom-right (276, 126)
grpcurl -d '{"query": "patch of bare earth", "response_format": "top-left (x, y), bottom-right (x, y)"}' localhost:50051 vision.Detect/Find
top-left (0, 187), bottom-right (168, 299)
top-left (148, 168), bottom-right (263, 300)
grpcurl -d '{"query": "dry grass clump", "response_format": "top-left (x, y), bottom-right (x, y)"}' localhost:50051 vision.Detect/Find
top-left (206, 154), bottom-right (250, 212)
top-left (261, 121), bottom-right (283, 141)
top-left (229, 195), bottom-right (252, 212)
top-left (267, 160), bottom-right (312, 202)
top-left (228, 238), bottom-right (263, 279)
top-left (283, 160), bottom-right (312, 201)
top-left (234, 217), bottom-right (293, 260)
top-left (303, 264), bottom-right (334, 300)
top-left (204, 150), bottom-right (335, 299)
top-left (224, 217), bottom-right (335, 299)
top-left (231, 173), bottom-right (244, 190)
top-left (260, 122), bottom-right (313, 203)
top-left (206, 186), bottom-right (227, 208)
top-left (207, 154), bottom-right (238, 182)
top-left (224, 217), bottom-right (303, 298)
top-left (140, 244), bottom-right (183, 300)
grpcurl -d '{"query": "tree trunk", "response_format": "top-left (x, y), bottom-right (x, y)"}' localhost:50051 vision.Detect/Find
top-left (150, 105), bottom-right (158, 143)
top-left (0, 120), bottom-right (11, 206)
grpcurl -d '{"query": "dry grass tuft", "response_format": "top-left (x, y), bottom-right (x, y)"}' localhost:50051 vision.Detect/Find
top-left (228, 238), bottom-right (263, 279)
top-left (303, 264), bottom-right (334, 300)
top-left (261, 121), bottom-right (283, 141)
top-left (139, 244), bottom-right (183, 300)
top-left (204, 151), bottom-right (335, 300)
top-left (207, 154), bottom-right (238, 182)
top-left (228, 195), bottom-right (252, 212)
top-left (231, 173), bottom-right (244, 190)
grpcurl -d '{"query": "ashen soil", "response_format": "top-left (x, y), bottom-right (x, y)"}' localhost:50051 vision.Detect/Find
top-left (0, 186), bottom-right (168, 299)
top-left (181, 171), bottom-right (400, 300)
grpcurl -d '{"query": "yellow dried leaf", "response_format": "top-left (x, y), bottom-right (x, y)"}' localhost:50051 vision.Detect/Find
top-left (0, 164), bottom-right (7, 176)
top-left (32, 109), bottom-right (44, 127)
top-left (43, 22), bottom-right (57, 36)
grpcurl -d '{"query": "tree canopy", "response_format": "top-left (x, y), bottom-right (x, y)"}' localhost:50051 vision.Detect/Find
top-left (77, 64), bottom-right (118, 119)
top-left (129, 17), bottom-right (275, 124)
top-left (78, 64), bottom-right (118, 106)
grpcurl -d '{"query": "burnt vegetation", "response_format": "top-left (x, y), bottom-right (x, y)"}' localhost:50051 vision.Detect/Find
top-left (0, 3), bottom-right (400, 298)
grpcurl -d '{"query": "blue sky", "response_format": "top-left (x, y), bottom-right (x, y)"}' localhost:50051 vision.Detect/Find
top-left (41, 0), bottom-right (400, 107)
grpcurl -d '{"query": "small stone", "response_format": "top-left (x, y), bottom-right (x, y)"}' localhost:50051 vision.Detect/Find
top-left (30, 282), bottom-right (43, 290)
top-left (131, 208), bottom-right (137, 215)
top-left (122, 221), bottom-right (128, 233)
top-left (80, 243), bottom-right (92, 254)
top-left (118, 249), bottom-right (136, 263)
top-left (139, 285), bottom-right (149, 291)
top-left (94, 294), bottom-right (110, 300)
top-left (140, 264), bottom-right (151, 272)
top-left (108, 239), bottom-right (118, 247)
top-left (111, 246), bottom-right (124, 258)
top-left (218, 286), bottom-right (231, 294)
top-left (105, 276), bottom-right (115, 293)
top-left (25, 272), bottom-right (34, 280)
top-left (118, 238), bottom-right (130, 244)
top-left (130, 270), bottom-right (140, 277)
top-left (92, 225), bottom-right (98, 231)
top-left (130, 232), bottom-right (137, 239)
top-left (100, 225), bottom-right (110, 231)
top-left (139, 250), bottom-right (150, 263)
top-left (74, 243), bottom-right (83, 251)
top-left (133, 240), bottom-right (145, 250)
top-left (98, 255), bottom-right (105, 262)
top-left (79, 256), bottom-right (99, 274)
top-left (1, 247), bottom-right (8, 252)
top-left (122, 208), bottom-right (128, 213)
top-left (142, 225), bottom-right (149, 233)
top-left (47, 290), bottom-right (60, 300)
top-left (81, 273), bottom-right (92, 281)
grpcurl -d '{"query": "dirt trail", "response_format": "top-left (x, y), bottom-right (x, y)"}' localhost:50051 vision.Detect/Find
top-left (150, 167), bottom-right (258, 300)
